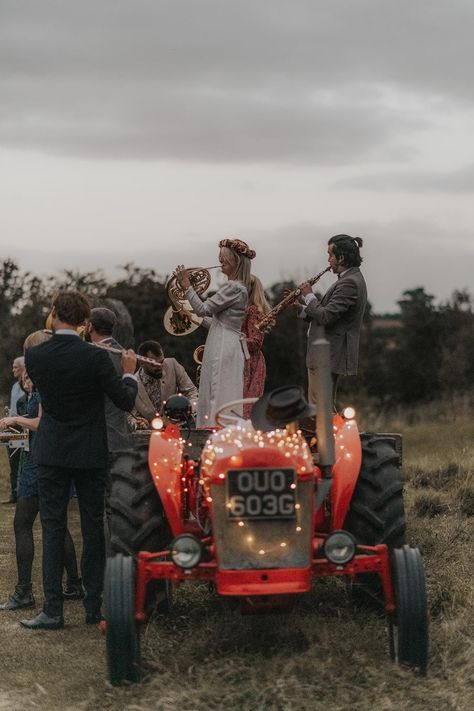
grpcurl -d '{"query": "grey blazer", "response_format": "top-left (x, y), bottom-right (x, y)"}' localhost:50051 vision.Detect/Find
top-left (133, 358), bottom-right (199, 421)
top-left (304, 267), bottom-right (367, 375)
top-left (100, 336), bottom-right (133, 452)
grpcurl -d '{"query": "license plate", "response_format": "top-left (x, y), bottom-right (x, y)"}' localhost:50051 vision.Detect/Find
top-left (226, 468), bottom-right (296, 520)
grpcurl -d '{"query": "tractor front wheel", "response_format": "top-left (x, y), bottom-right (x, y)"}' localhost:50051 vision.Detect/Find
top-left (104, 554), bottom-right (141, 685)
top-left (388, 545), bottom-right (428, 674)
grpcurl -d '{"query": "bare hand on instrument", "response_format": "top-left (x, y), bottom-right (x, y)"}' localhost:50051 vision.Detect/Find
top-left (0, 416), bottom-right (16, 429)
top-left (283, 288), bottom-right (304, 311)
top-left (174, 265), bottom-right (191, 290)
top-left (121, 349), bottom-right (137, 374)
top-left (298, 281), bottom-right (313, 296)
top-left (134, 416), bottom-right (150, 430)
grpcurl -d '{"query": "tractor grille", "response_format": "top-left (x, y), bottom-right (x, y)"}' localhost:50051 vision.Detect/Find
top-left (211, 480), bottom-right (313, 570)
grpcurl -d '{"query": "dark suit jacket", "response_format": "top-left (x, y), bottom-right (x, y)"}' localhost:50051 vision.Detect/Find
top-left (304, 267), bottom-right (367, 375)
top-left (25, 334), bottom-right (138, 468)
top-left (98, 336), bottom-right (133, 452)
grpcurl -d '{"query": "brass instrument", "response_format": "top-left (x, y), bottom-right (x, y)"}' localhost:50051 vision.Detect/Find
top-left (193, 344), bottom-right (205, 385)
top-left (163, 266), bottom-right (219, 336)
top-left (193, 345), bottom-right (205, 365)
top-left (256, 266), bottom-right (332, 334)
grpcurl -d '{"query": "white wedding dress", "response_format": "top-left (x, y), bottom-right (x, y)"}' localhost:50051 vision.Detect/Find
top-left (185, 280), bottom-right (248, 427)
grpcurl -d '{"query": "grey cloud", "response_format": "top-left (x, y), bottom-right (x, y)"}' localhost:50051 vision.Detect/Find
top-left (1, 0), bottom-right (472, 163)
top-left (0, 86), bottom-right (414, 163)
top-left (336, 165), bottom-right (474, 194)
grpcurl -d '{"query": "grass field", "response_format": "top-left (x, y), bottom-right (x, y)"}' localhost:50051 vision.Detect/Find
top-left (0, 415), bottom-right (473, 711)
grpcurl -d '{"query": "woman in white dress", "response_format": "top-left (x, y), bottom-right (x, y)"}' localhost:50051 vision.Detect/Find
top-left (174, 239), bottom-right (255, 426)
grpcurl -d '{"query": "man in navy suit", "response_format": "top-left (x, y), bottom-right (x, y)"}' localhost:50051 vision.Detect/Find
top-left (21, 291), bottom-right (138, 629)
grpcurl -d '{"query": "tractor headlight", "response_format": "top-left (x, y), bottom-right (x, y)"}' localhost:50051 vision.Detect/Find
top-left (170, 534), bottom-right (203, 570)
top-left (342, 406), bottom-right (356, 420)
top-left (324, 530), bottom-right (356, 565)
top-left (151, 416), bottom-right (164, 430)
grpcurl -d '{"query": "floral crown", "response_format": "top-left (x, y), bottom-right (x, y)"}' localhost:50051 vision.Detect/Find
top-left (218, 238), bottom-right (256, 260)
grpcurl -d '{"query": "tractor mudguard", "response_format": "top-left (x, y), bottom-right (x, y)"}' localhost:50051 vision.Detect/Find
top-left (330, 415), bottom-right (363, 529)
top-left (148, 429), bottom-right (185, 536)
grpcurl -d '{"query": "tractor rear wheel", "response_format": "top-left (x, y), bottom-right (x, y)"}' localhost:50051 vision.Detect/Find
top-left (344, 433), bottom-right (406, 604)
top-left (109, 443), bottom-right (173, 614)
top-left (388, 545), bottom-right (428, 673)
top-left (104, 554), bottom-right (141, 685)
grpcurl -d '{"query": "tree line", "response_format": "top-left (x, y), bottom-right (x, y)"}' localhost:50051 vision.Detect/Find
top-left (1, 258), bottom-right (472, 407)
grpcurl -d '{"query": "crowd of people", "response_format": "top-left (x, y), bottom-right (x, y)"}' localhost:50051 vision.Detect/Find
top-left (0, 234), bottom-right (366, 630)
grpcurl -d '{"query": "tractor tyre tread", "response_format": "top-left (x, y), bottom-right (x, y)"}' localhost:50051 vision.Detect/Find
top-left (344, 434), bottom-right (406, 605)
top-left (110, 443), bottom-right (172, 557)
top-left (344, 434), bottom-right (406, 548)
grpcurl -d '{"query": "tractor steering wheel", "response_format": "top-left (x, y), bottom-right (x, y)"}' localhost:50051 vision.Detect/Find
top-left (214, 398), bottom-right (259, 427)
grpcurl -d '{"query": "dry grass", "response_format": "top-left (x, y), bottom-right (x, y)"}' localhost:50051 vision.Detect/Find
top-left (1, 414), bottom-right (473, 711)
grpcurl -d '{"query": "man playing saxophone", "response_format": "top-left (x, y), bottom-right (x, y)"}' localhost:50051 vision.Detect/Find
top-left (296, 234), bottom-right (367, 407)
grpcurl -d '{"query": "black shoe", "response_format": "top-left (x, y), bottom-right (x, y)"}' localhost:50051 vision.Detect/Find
top-left (0, 588), bottom-right (35, 610)
top-left (20, 611), bottom-right (64, 630)
top-left (85, 611), bottom-right (104, 625)
top-left (63, 579), bottom-right (85, 600)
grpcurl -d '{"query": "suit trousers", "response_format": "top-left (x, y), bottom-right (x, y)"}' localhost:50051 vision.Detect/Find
top-left (38, 465), bottom-right (106, 617)
top-left (308, 369), bottom-right (340, 410)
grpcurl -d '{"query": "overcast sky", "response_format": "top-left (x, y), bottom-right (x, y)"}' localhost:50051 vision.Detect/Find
top-left (1, 0), bottom-right (473, 312)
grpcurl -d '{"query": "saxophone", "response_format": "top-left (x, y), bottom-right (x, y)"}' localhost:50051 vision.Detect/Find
top-left (256, 266), bottom-right (331, 334)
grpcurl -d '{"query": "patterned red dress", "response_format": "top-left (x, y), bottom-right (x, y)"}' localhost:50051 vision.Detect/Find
top-left (242, 304), bottom-right (266, 418)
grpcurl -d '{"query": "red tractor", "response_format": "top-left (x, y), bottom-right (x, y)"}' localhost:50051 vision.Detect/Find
top-left (104, 330), bottom-right (428, 685)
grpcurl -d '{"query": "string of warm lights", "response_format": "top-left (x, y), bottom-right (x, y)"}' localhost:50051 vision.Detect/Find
top-left (149, 412), bottom-right (359, 556)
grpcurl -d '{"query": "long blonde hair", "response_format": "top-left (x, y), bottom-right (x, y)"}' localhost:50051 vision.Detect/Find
top-left (219, 247), bottom-right (252, 292)
top-left (249, 275), bottom-right (271, 315)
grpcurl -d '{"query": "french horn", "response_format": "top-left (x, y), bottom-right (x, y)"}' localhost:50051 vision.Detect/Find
top-left (163, 266), bottom-right (218, 336)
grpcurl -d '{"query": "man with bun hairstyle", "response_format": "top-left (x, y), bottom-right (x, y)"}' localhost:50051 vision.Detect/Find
top-left (297, 234), bottom-right (367, 406)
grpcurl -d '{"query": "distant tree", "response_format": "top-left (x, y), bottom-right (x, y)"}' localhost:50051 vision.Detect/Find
top-left (262, 281), bottom-right (307, 391)
top-left (437, 290), bottom-right (474, 392)
top-left (0, 260), bottom-right (50, 400)
top-left (51, 269), bottom-right (108, 298)
top-left (390, 287), bottom-right (441, 402)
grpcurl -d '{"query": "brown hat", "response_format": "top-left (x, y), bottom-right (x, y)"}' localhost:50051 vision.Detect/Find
top-left (250, 385), bottom-right (316, 432)
top-left (89, 307), bottom-right (116, 336)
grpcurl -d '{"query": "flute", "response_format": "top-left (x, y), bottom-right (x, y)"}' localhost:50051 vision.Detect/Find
top-left (91, 342), bottom-right (159, 367)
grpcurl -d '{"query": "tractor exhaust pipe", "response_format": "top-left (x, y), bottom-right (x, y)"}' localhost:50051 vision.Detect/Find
top-left (312, 326), bottom-right (335, 478)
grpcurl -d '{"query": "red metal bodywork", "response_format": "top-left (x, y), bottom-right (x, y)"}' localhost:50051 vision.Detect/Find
top-left (139, 416), bottom-right (394, 617)
top-left (135, 544), bottom-right (395, 623)
top-left (330, 415), bottom-right (363, 529)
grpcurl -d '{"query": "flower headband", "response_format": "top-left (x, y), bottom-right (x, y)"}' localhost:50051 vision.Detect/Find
top-left (219, 238), bottom-right (256, 260)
